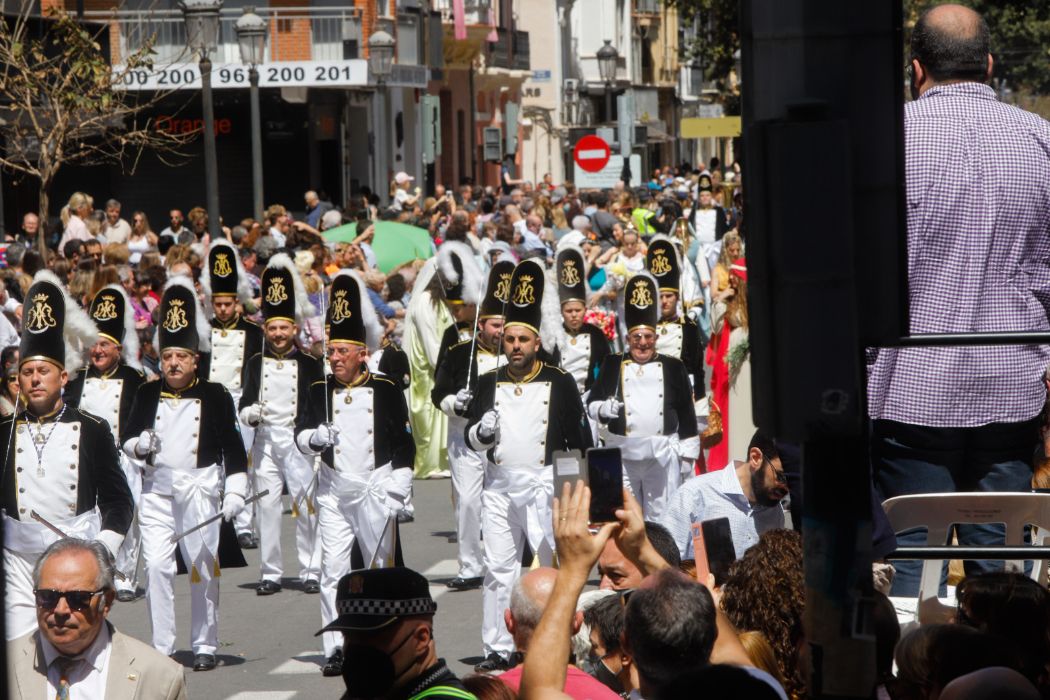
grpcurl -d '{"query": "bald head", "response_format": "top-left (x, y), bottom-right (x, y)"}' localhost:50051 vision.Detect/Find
top-left (912, 4), bottom-right (991, 88)
top-left (507, 567), bottom-right (559, 651)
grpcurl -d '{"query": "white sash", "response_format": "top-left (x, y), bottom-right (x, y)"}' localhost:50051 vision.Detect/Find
top-left (170, 464), bottom-right (222, 566)
top-left (3, 510), bottom-right (100, 555)
top-left (605, 433), bottom-right (678, 466)
top-left (322, 463), bottom-right (395, 558)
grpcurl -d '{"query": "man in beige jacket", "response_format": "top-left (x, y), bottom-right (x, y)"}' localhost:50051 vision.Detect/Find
top-left (7, 538), bottom-right (186, 700)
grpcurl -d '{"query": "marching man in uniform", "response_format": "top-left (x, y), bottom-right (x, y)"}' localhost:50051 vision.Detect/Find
top-left (647, 235), bottom-right (704, 397)
top-left (464, 259), bottom-right (592, 672)
top-left (201, 238), bottom-right (263, 549)
top-left (65, 284), bottom-right (147, 602)
top-left (587, 273), bottom-right (700, 520)
top-left (294, 270), bottom-right (415, 678)
top-left (239, 254), bottom-right (323, 596)
top-left (549, 245), bottom-right (610, 396)
top-left (1, 271), bottom-right (133, 640)
top-left (431, 259), bottom-right (513, 591)
top-left (121, 276), bottom-right (249, 671)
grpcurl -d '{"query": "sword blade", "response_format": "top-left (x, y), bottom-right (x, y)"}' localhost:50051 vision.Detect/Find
top-left (168, 488), bottom-right (270, 544)
top-left (30, 510), bottom-right (130, 581)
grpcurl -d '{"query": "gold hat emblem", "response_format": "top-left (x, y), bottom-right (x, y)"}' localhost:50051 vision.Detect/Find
top-left (265, 276), bottom-right (288, 306)
top-left (650, 250), bottom-right (672, 277)
top-left (560, 259), bottom-right (581, 287)
top-left (349, 573), bottom-right (364, 594)
top-left (213, 252), bottom-right (233, 278)
top-left (629, 281), bottom-right (653, 308)
top-left (494, 273), bottom-right (512, 304)
top-left (163, 298), bottom-right (189, 332)
top-left (25, 293), bottom-right (57, 334)
top-left (512, 274), bottom-right (536, 307)
top-left (331, 289), bottom-right (352, 323)
top-left (93, 294), bottom-right (118, 321)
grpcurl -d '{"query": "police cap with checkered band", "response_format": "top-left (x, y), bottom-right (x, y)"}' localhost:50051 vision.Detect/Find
top-left (316, 567), bottom-right (437, 633)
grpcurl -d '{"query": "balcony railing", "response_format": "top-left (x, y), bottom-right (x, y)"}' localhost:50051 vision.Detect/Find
top-left (431, 0), bottom-right (495, 28)
top-left (490, 27), bottom-right (529, 71)
top-left (83, 6), bottom-right (362, 65)
top-left (635, 0), bottom-right (661, 15)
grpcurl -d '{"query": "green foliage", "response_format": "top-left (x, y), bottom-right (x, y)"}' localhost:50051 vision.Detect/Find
top-left (907, 1), bottom-right (1050, 95)
top-left (664, 0), bottom-right (739, 96)
top-left (0, 5), bottom-right (187, 233)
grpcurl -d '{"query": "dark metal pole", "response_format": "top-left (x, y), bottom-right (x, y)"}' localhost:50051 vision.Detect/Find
top-left (249, 65), bottom-right (264, 220)
top-left (605, 81), bottom-right (613, 124)
top-left (200, 54), bottom-right (221, 239)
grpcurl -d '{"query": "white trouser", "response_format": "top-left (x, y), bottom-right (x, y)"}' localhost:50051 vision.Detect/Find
top-left (253, 425), bottom-right (321, 583)
top-left (607, 434), bottom-right (681, 521)
top-left (232, 388), bottom-right (256, 536)
top-left (481, 467), bottom-right (555, 658)
top-left (3, 511), bottom-right (100, 640)
top-left (318, 465), bottom-right (398, 657)
top-left (139, 466), bottom-right (222, 656)
top-left (448, 417), bottom-right (484, 579)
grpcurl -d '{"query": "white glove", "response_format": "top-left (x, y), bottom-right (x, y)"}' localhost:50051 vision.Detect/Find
top-left (222, 492), bottom-right (245, 521)
top-left (453, 389), bottom-right (473, 415)
top-left (222, 472), bottom-right (248, 522)
top-left (95, 530), bottom-right (125, 560)
top-left (134, 430), bottom-right (159, 458)
top-left (597, 399), bottom-right (623, 423)
top-left (477, 410), bottom-right (499, 441)
top-left (309, 423), bottom-right (340, 449)
top-left (243, 402), bottom-right (264, 427)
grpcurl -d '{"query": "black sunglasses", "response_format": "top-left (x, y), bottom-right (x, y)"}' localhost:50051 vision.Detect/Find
top-left (34, 588), bottom-right (105, 611)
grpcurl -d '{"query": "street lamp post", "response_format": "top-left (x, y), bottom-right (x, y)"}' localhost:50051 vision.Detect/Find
top-left (597, 39), bottom-right (618, 124)
top-left (368, 30), bottom-right (395, 205)
top-left (236, 7), bottom-right (267, 219)
top-left (180, 0), bottom-right (223, 240)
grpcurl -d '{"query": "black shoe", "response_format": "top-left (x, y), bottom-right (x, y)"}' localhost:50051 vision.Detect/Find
top-left (447, 576), bottom-right (483, 591)
top-left (237, 533), bottom-right (258, 549)
top-left (322, 650), bottom-right (343, 677)
top-left (116, 589), bottom-right (136, 603)
top-left (303, 579), bottom-right (320, 594)
top-left (256, 580), bottom-right (282, 596)
top-left (193, 654), bottom-right (216, 671)
top-left (474, 653), bottom-right (509, 673)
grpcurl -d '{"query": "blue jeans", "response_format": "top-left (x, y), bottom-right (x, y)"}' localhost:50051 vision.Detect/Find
top-left (871, 418), bottom-right (1038, 596)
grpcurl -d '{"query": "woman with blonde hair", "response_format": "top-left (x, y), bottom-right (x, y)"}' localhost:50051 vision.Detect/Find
top-left (712, 230), bottom-right (743, 297)
top-left (59, 191), bottom-right (94, 249)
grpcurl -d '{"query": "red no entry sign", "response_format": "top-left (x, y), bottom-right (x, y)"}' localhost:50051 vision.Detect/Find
top-left (574, 135), bottom-right (611, 173)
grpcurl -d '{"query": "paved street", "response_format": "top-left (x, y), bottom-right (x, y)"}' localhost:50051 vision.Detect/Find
top-left (110, 478), bottom-right (488, 699)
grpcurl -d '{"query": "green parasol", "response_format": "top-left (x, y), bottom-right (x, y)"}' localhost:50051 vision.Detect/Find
top-left (322, 221), bottom-right (434, 273)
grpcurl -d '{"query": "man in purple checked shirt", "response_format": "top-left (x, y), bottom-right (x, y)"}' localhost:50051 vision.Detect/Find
top-left (867, 4), bottom-right (1050, 595)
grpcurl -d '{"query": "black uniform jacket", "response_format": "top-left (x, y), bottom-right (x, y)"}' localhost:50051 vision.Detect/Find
top-left (0, 407), bottom-right (133, 534)
top-left (294, 369), bottom-right (415, 471)
top-left (121, 378), bottom-right (248, 474)
top-left (465, 362), bottom-right (593, 463)
top-left (64, 362), bottom-right (146, 433)
top-left (588, 352), bottom-right (699, 440)
top-left (550, 322), bottom-right (612, 392)
top-left (238, 346), bottom-right (324, 415)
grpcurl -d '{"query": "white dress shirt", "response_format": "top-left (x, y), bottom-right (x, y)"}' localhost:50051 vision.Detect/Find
top-left (41, 621), bottom-right (112, 699)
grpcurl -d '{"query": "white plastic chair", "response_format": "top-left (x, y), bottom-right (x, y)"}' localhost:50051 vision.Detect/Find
top-left (882, 492), bottom-right (1050, 625)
